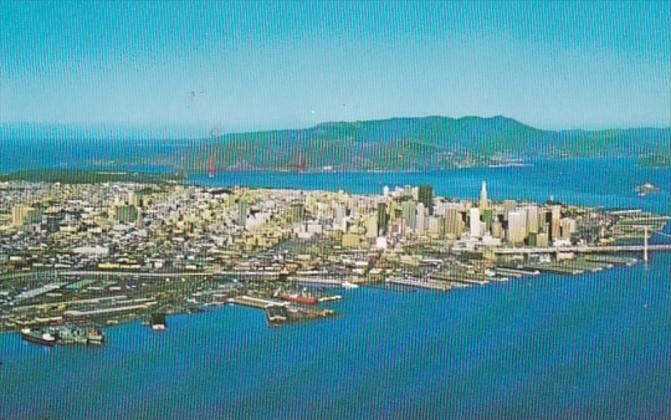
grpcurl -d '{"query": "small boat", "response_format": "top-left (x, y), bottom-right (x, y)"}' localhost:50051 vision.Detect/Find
top-left (635, 182), bottom-right (660, 196)
top-left (150, 313), bottom-right (167, 331)
top-left (86, 329), bottom-right (105, 345)
top-left (342, 281), bottom-right (359, 289)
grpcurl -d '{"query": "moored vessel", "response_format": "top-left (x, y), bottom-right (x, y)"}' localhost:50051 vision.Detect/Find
top-left (278, 292), bottom-right (318, 305)
top-left (20, 328), bottom-right (56, 347)
top-left (86, 329), bottom-right (105, 345)
top-left (150, 313), bottom-right (167, 331)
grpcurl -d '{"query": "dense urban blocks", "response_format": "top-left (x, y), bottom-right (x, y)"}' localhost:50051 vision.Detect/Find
top-left (0, 179), bottom-right (668, 341)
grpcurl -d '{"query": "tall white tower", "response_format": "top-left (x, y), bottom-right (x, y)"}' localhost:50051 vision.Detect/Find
top-left (479, 181), bottom-right (488, 210)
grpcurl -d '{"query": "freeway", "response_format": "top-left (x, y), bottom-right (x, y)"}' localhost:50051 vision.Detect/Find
top-left (492, 244), bottom-right (671, 255)
top-left (60, 270), bottom-right (214, 277)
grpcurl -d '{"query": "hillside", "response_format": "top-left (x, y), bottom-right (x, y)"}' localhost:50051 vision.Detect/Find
top-left (154, 116), bottom-right (671, 171)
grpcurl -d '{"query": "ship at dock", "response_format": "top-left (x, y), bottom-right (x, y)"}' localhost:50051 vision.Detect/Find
top-left (19, 326), bottom-right (104, 346)
top-left (150, 313), bottom-right (167, 331)
top-left (86, 329), bottom-right (104, 344)
top-left (20, 328), bottom-right (56, 347)
top-left (275, 288), bottom-right (318, 305)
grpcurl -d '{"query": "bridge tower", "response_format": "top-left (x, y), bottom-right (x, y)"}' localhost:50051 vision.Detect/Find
top-left (644, 225), bottom-right (648, 263)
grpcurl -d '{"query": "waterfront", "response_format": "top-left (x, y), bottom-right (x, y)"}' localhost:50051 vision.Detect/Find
top-left (0, 159), bottom-right (670, 419)
top-left (1, 252), bottom-right (669, 419)
top-left (188, 158), bottom-right (670, 215)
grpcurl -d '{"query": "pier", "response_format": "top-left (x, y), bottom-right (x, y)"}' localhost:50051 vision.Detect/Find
top-left (385, 277), bottom-right (451, 291)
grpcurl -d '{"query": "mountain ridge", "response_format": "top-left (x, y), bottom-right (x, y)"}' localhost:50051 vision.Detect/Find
top-left (183, 115), bottom-right (669, 171)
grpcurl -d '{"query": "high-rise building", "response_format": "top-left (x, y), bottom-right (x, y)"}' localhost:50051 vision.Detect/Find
top-left (291, 202), bottom-right (304, 224)
top-left (482, 208), bottom-right (493, 234)
top-left (560, 217), bottom-right (575, 240)
top-left (428, 216), bottom-right (442, 237)
top-left (469, 207), bottom-right (481, 238)
top-left (365, 216), bottom-right (378, 239)
top-left (502, 200), bottom-right (517, 219)
top-left (491, 221), bottom-right (503, 238)
top-left (238, 199), bottom-right (248, 229)
top-left (479, 181), bottom-right (488, 210)
top-left (401, 200), bottom-right (417, 231)
top-left (444, 208), bottom-right (463, 238)
top-left (116, 205), bottom-right (138, 224)
top-left (526, 205), bottom-right (539, 234)
top-left (550, 205), bottom-right (561, 240)
top-left (416, 203), bottom-right (426, 233)
top-left (507, 210), bottom-right (527, 245)
top-left (377, 203), bottom-right (388, 235)
top-left (333, 203), bottom-right (346, 226)
top-left (418, 185), bottom-right (433, 215)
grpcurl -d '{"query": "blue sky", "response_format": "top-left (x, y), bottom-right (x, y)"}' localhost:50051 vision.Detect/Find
top-left (1, 1), bottom-right (669, 134)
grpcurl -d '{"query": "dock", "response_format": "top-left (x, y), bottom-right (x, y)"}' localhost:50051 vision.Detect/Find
top-left (385, 277), bottom-right (450, 291)
top-left (228, 295), bottom-right (288, 309)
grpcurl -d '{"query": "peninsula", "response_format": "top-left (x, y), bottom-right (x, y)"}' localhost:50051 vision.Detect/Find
top-left (1, 178), bottom-right (669, 345)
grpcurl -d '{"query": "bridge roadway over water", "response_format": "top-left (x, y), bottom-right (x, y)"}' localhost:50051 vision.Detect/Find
top-left (492, 244), bottom-right (671, 255)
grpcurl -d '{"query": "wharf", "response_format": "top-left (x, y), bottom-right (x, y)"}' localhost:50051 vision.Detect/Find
top-left (564, 259), bottom-right (613, 272)
top-left (583, 255), bottom-right (637, 266)
top-left (494, 267), bottom-right (541, 277)
top-left (385, 277), bottom-right (450, 291)
top-left (520, 263), bottom-right (583, 275)
top-left (287, 277), bottom-right (347, 287)
top-left (430, 272), bottom-right (489, 286)
top-left (228, 295), bottom-right (288, 309)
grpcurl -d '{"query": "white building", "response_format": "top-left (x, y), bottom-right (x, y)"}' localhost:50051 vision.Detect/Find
top-left (469, 207), bottom-right (481, 238)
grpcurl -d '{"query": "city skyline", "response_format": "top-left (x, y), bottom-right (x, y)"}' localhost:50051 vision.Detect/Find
top-left (1, 1), bottom-right (670, 132)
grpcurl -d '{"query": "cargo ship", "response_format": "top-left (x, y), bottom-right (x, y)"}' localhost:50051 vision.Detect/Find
top-left (277, 290), bottom-right (318, 305)
top-left (20, 328), bottom-right (56, 347)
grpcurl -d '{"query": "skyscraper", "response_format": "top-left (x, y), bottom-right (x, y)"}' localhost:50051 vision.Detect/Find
top-left (401, 200), bottom-right (417, 231)
top-left (550, 205), bottom-right (561, 240)
top-left (479, 181), bottom-right (488, 210)
top-left (445, 207), bottom-right (463, 239)
top-left (469, 207), bottom-right (481, 238)
top-left (507, 210), bottom-right (527, 245)
top-left (526, 205), bottom-right (540, 234)
top-left (418, 185), bottom-right (433, 215)
top-left (377, 203), bottom-right (388, 236)
top-left (416, 202), bottom-right (426, 233)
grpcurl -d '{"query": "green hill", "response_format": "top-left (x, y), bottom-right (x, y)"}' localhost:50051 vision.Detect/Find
top-left (174, 116), bottom-right (670, 171)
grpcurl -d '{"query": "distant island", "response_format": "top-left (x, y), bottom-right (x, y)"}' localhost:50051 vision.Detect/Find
top-left (165, 116), bottom-right (670, 172)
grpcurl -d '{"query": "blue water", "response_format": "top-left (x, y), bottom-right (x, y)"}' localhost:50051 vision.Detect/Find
top-left (190, 157), bottom-right (670, 215)
top-left (1, 256), bottom-right (669, 419)
top-left (0, 151), bottom-right (670, 419)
